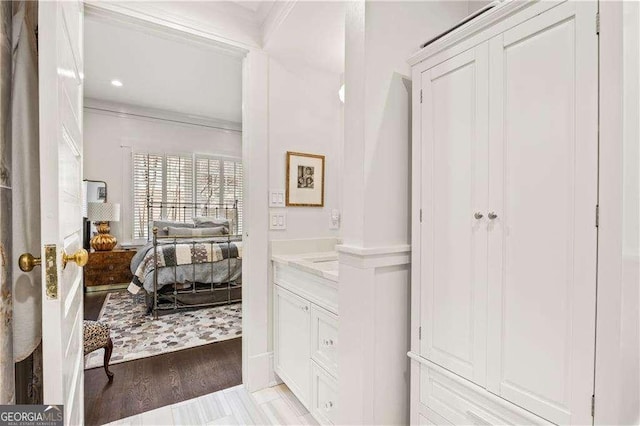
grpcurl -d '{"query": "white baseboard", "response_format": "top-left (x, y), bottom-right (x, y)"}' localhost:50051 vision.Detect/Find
top-left (246, 351), bottom-right (274, 392)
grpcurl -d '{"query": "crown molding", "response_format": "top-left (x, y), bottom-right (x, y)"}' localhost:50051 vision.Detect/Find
top-left (84, 98), bottom-right (242, 133)
top-left (84, 1), bottom-right (254, 55)
top-left (261, 0), bottom-right (297, 48)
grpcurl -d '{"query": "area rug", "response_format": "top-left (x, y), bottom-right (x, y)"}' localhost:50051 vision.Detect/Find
top-left (84, 291), bottom-right (242, 370)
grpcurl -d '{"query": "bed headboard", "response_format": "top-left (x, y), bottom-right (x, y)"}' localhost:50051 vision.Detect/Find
top-left (147, 200), bottom-right (239, 238)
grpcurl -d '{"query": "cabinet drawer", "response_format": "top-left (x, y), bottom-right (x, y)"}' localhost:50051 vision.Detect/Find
top-left (419, 362), bottom-right (550, 426)
top-left (84, 250), bottom-right (135, 287)
top-left (310, 361), bottom-right (338, 426)
top-left (310, 305), bottom-right (338, 376)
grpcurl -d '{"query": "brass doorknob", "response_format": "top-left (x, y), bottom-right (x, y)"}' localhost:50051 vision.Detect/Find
top-left (62, 248), bottom-right (89, 269)
top-left (18, 253), bottom-right (41, 272)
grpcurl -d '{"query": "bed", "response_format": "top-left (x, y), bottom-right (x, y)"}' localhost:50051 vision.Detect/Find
top-left (128, 201), bottom-right (242, 319)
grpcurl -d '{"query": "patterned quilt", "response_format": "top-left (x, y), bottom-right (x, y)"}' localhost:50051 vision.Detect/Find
top-left (130, 241), bottom-right (243, 290)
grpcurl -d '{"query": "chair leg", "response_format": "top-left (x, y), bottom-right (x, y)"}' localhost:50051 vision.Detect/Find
top-left (103, 337), bottom-right (114, 381)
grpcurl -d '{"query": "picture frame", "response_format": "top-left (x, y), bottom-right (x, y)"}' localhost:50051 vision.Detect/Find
top-left (97, 186), bottom-right (107, 201)
top-left (285, 151), bottom-right (325, 207)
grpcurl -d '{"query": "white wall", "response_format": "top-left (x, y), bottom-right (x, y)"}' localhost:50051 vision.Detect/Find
top-left (596, 2), bottom-right (640, 424)
top-left (83, 103), bottom-right (242, 243)
top-left (468, 0), bottom-right (492, 15)
top-left (620, 1), bottom-right (640, 421)
top-left (263, 53), bottom-right (343, 379)
top-left (342, 0), bottom-right (469, 247)
top-left (339, 1), bottom-right (469, 424)
top-left (267, 57), bottom-right (343, 241)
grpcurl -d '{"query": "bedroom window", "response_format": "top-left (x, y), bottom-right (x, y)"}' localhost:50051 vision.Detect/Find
top-left (195, 156), bottom-right (244, 235)
top-left (133, 153), bottom-right (243, 239)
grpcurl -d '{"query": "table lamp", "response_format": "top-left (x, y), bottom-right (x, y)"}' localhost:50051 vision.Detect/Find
top-left (87, 202), bottom-right (120, 251)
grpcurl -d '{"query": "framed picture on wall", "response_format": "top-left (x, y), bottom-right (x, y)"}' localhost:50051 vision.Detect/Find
top-left (286, 151), bottom-right (325, 207)
top-left (97, 186), bottom-right (107, 201)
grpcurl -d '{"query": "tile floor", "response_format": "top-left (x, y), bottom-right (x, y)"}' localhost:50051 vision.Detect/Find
top-left (104, 383), bottom-right (319, 426)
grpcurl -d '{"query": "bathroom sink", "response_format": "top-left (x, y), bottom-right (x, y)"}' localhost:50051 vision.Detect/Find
top-left (301, 254), bottom-right (338, 263)
top-left (309, 260), bottom-right (338, 271)
top-left (272, 251), bottom-right (339, 282)
top-left (289, 254), bottom-right (339, 275)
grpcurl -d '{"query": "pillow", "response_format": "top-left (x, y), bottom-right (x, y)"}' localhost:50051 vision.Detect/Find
top-left (151, 220), bottom-right (194, 237)
top-left (193, 217), bottom-right (230, 228)
top-left (167, 226), bottom-right (227, 237)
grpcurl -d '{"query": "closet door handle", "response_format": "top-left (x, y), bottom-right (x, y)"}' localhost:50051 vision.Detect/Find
top-left (474, 212), bottom-right (484, 220)
top-left (488, 212), bottom-right (498, 220)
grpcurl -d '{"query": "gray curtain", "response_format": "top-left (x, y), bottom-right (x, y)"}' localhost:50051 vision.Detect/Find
top-left (12, 0), bottom-right (40, 364)
top-left (0, 0), bottom-right (13, 405)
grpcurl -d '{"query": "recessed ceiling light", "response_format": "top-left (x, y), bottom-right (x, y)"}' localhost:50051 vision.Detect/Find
top-left (111, 80), bottom-right (123, 87)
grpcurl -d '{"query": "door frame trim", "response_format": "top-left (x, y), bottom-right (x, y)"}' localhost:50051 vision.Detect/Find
top-left (84, 1), bottom-right (272, 394)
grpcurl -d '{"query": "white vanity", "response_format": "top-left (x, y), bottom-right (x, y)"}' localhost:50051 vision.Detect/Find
top-left (271, 238), bottom-right (339, 426)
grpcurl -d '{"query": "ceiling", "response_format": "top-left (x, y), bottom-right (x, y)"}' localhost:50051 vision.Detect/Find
top-left (84, 1), bottom-right (346, 120)
top-left (84, 16), bottom-right (243, 123)
top-left (264, 1), bottom-right (346, 75)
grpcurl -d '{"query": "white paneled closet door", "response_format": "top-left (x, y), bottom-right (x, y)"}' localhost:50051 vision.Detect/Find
top-left (486, 2), bottom-right (598, 424)
top-left (420, 42), bottom-right (489, 386)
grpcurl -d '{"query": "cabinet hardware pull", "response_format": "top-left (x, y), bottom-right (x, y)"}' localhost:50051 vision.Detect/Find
top-left (488, 212), bottom-right (498, 220)
top-left (324, 401), bottom-right (334, 409)
top-left (474, 212), bottom-right (484, 220)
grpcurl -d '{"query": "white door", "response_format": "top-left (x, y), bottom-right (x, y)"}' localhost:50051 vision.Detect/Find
top-left (274, 285), bottom-right (311, 406)
top-left (420, 42), bottom-right (489, 386)
top-left (486, 2), bottom-right (598, 424)
top-left (39, 2), bottom-right (86, 424)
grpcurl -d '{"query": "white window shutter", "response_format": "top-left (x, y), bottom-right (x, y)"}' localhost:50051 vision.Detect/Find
top-left (133, 153), bottom-right (163, 239)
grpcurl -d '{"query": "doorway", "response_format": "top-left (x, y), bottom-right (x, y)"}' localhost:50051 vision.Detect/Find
top-left (81, 9), bottom-right (248, 425)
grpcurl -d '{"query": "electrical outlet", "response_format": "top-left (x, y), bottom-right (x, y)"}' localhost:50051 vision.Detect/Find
top-left (269, 190), bottom-right (285, 207)
top-left (270, 210), bottom-right (287, 230)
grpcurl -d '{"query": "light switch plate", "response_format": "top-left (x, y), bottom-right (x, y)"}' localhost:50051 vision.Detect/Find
top-left (269, 190), bottom-right (285, 207)
top-left (330, 209), bottom-right (341, 230)
top-left (269, 210), bottom-right (287, 230)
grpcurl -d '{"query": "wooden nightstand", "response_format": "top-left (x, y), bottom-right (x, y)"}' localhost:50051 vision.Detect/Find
top-left (84, 249), bottom-right (137, 292)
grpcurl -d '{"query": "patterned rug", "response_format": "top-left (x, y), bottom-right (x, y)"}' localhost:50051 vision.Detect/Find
top-left (85, 291), bottom-right (242, 370)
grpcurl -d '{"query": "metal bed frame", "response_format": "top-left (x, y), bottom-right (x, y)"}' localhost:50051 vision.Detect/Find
top-left (147, 200), bottom-right (242, 319)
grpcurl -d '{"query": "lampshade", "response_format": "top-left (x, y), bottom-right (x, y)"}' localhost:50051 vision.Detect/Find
top-left (87, 202), bottom-right (120, 222)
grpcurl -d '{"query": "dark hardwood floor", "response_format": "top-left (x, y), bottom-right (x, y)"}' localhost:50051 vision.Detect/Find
top-left (83, 291), bottom-right (242, 426)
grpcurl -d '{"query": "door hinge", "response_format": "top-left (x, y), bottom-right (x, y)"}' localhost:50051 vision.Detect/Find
top-left (419, 326), bottom-right (422, 340)
top-left (591, 395), bottom-right (595, 417)
top-left (420, 89), bottom-right (423, 104)
top-left (596, 12), bottom-right (600, 35)
top-left (595, 204), bottom-right (599, 228)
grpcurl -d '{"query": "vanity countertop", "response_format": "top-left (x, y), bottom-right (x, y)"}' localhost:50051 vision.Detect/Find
top-left (271, 251), bottom-right (338, 282)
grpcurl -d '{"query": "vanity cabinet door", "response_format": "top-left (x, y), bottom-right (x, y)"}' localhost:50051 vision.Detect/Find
top-left (274, 285), bottom-right (311, 406)
top-left (419, 42), bottom-right (489, 387)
